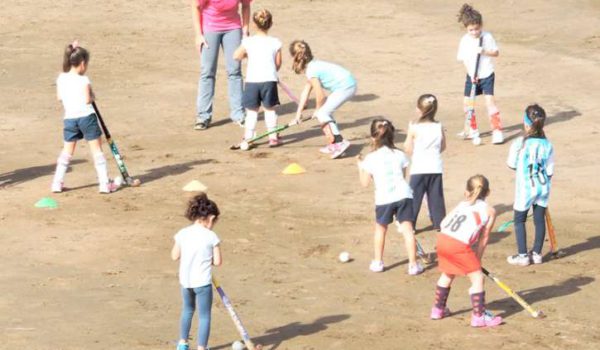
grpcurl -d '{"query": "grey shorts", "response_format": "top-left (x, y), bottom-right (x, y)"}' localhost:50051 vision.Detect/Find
top-left (63, 114), bottom-right (102, 142)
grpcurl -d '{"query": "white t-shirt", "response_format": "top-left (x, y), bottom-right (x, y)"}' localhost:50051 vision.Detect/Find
top-left (408, 122), bottom-right (443, 175)
top-left (440, 199), bottom-right (490, 245)
top-left (242, 35), bottom-right (282, 83)
top-left (457, 31), bottom-right (498, 80)
top-left (360, 146), bottom-right (413, 205)
top-left (174, 224), bottom-right (221, 288)
top-left (56, 72), bottom-right (95, 119)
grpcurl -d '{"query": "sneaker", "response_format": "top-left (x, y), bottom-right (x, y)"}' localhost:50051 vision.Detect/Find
top-left (268, 137), bottom-right (282, 148)
top-left (492, 130), bottom-right (504, 144)
top-left (51, 182), bottom-right (64, 193)
top-left (330, 139), bottom-right (350, 159)
top-left (408, 262), bottom-right (424, 275)
top-left (194, 121), bottom-right (209, 130)
top-left (507, 254), bottom-right (530, 266)
top-left (531, 251), bottom-right (543, 264)
top-left (234, 119), bottom-right (245, 128)
top-left (99, 180), bottom-right (121, 194)
top-left (457, 129), bottom-right (479, 140)
top-left (369, 260), bottom-right (384, 272)
top-left (176, 343), bottom-right (189, 350)
top-left (319, 144), bottom-right (334, 154)
top-left (471, 310), bottom-right (503, 327)
top-left (430, 306), bottom-right (451, 320)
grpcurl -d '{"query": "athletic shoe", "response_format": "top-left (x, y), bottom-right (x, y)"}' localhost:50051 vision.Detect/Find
top-left (51, 182), bottom-right (64, 193)
top-left (492, 130), bottom-right (504, 144)
top-left (268, 136), bottom-right (282, 147)
top-left (471, 310), bottom-right (503, 327)
top-left (531, 251), bottom-right (543, 264)
top-left (330, 140), bottom-right (350, 159)
top-left (457, 129), bottom-right (480, 140)
top-left (99, 181), bottom-right (121, 194)
top-left (176, 343), bottom-right (189, 350)
top-left (430, 306), bottom-right (451, 320)
top-left (408, 262), bottom-right (424, 275)
top-left (234, 119), bottom-right (245, 128)
top-left (507, 254), bottom-right (530, 266)
top-left (369, 260), bottom-right (384, 273)
top-left (194, 121), bottom-right (209, 130)
top-left (319, 144), bottom-right (334, 154)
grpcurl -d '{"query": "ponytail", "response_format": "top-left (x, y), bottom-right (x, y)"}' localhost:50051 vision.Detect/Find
top-left (289, 40), bottom-right (313, 74)
top-left (416, 94), bottom-right (438, 123)
top-left (466, 174), bottom-right (490, 204)
top-left (370, 118), bottom-right (396, 150)
top-left (457, 3), bottom-right (482, 27)
top-left (62, 41), bottom-right (90, 72)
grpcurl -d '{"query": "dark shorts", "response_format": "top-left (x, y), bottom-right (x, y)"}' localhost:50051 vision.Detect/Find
top-left (463, 73), bottom-right (495, 97)
top-left (242, 81), bottom-right (280, 110)
top-left (63, 113), bottom-right (102, 142)
top-left (375, 198), bottom-right (414, 225)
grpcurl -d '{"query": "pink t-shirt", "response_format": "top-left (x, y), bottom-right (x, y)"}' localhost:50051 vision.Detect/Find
top-left (198, 0), bottom-right (252, 33)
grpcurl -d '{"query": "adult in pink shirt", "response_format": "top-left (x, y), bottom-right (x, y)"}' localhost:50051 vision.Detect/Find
top-left (192, 0), bottom-right (252, 130)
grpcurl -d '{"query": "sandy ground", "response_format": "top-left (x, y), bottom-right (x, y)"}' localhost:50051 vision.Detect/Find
top-left (2, 0), bottom-right (600, 349)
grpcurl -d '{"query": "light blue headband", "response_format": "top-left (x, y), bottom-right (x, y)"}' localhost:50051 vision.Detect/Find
top-left (523, 112), bottom-right (533, 126)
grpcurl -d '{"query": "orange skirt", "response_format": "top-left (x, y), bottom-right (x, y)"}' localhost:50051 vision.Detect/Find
top-left (436, 234), bottom-right (481, 276)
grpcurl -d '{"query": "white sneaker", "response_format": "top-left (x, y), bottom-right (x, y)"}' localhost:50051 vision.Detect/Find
top-left (507, 254), bottom-right (530, 266)
top-left (457, 129), bottom-right (480, 140)
top-left (531, 251), bottom-right (543, 264)
top-left (330, 140), bottom-right (350, 159)
top-left (99, 180), bottom-right (121, 194)
top-left (492, 130), bottom-right (504, 144)
top-left (51, 182), bottom-right (64, 193)
top-left (369, 260), bottom-right (384, 272)
top-left (319, 144), bottom-right (334, 154)
top-left (408, 262), bottom-right (424, 275)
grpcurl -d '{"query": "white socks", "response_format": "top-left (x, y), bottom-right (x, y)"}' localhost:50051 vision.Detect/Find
top-left (51, 151), bottom-right (71, 191)
top-left (264, 110), bottom-right (278, 140)
top-left (244, 110), bottom-right (258, 140)
top-left (93, 152), bottom-right (110, 187)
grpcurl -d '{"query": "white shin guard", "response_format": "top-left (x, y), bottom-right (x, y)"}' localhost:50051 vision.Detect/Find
top-left (93, 153), bottom-right (110, 186)
top-left (244, 110), bottom-right (258, 140)
top-left (264, 110), bottom-right (278, 139)
top-left (52, 151), bottom-right (72, 187)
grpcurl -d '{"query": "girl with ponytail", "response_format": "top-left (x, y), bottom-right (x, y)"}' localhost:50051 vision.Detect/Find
top-left (506, 104), bottom-right (554, 266)
top-left (356, 119), bottom-right (423, 275)
top-left (431, 175), bottom-right (502, 327)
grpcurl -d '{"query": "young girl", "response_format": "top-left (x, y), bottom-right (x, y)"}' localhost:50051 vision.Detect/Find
top-left (234, 9), bottom-right (282, 147)
top-left (430, 175), bottom-right (502, 327)
top-left (456, 4), bottom-right (504, 144)
top-left (171, 193), bottom-right (222, 350)
top-left (357, 119), bottom-right (422, 275)
top-left (51, 41), bottom-right (119, 193)
top-left (289, 40), bottom-right (356, 159)
top-left (404, 94), bottom-right (447, 230)
top-left (506, 104), bottom-right (554, 266)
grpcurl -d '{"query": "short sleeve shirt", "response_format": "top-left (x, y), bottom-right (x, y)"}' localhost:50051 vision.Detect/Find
top-left (306, 60), bottom-right (356, 92)
top-left (56, 72), bottom-right (95, 119)
top-left (360, 146), bottom-right (413, 205)
top-left (242, 35), bottom-right (282, 82)
top-left (199, 0), bottom-right (252, 33)
top-left (457, 31), bottom-right (498, 80)
top-left (174, 224), bottom-right (221, 288)
top-left (440, 200), bottom-right (490, 245)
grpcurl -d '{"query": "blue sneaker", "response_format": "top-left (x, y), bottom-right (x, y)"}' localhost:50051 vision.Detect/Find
top-left (176, 343), bottom-right (189, 350)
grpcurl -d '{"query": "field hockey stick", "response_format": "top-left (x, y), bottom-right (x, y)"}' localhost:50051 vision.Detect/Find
top-left (230, 116), bottom-right (312, 150)
top-left (497, 214), bottom-right (534, 232)
top-left (278, 80), bottom-right (299, 104)
top-left (92, 102), bottom-right (141, 187)
top-left (416, 239), bottom-right (432, 264)
top-left (212, 277), bottom-right (261, 350)
top-left (481, 267), bottom-right (545, 318)
top-left (463, 35), bottom-right (484, 139)
top-left (545, 209), bottom-right (564, 258)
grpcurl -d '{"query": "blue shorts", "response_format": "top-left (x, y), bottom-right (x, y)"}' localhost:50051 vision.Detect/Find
top-left (463, 73), bottom-right (495, 96)
top-left (242, 81), bottom-right (280, 110)
top-left (63, 114), bottom-right (102, 142)
top-left (375, 198), bottom-right (414, 226)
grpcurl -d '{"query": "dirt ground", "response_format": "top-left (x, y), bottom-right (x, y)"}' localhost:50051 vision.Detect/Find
top-left (2, 0), bottom-right (600, 349)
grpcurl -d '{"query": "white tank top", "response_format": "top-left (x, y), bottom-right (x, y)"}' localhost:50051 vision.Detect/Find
top-left (409, 122), bottom-right (443, 174)
top-left (440, 200), bottom-right (490, 245)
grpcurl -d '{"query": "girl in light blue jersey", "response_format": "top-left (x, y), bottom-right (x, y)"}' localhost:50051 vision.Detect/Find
top-left (506, 104), bottom-right (554, 266)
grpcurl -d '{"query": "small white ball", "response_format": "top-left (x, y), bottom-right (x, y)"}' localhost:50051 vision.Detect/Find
top-left (232, 340), bottom-right (245, 350)
top-left (113, 176), bottom-right (123, 186)
top-left (240, 141), bottom-right (250, 151)
top-left (338, 251), bottom-right (350, 263)
top-left (472, 137), bottom-right (481, 146)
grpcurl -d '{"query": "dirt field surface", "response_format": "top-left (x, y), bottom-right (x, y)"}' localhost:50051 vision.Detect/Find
top-left (2, 0), bottom-right (600, 349)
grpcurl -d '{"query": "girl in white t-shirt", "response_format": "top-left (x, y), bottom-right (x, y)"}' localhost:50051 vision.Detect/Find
top-left (234, 9), bottom-right (283, 147)
top-left (430, 174), bottom-right (502, 327)
top-left (171, 193), bottom-right (222, 350)
top-left (357, 119), bottom-right (423, 275)
top-left (404, 94), bottom-right (447, 230)
top-left (457, 4), bottom-right (504, 144)
top-left (51, 42), bottom-right (119, 193)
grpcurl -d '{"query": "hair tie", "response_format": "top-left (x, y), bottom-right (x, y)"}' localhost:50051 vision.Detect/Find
top-left (523, 112), bottom-right (533, 126)
top-left (71, 40), bottom-right (79, 49)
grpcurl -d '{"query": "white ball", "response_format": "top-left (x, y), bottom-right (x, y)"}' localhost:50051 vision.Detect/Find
top-left (472, 137), bottom-right (481, 146)
top-left (113, 176), bottom-right (124, 186)
top-left (232, 340), bottom-right (245, 350)
top-left (338, 251), bottom-right (350, 263)
top-left (240, 141), bottom-right (250, 151)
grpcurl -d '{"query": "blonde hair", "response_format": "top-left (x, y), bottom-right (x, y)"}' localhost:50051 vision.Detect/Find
top-left (416, 94), bottom-right (438, 123)
top-left (289, 40), bottom-right (313, 74)
top-left (466, 174), bottom-right (490, 204)
top-left (253, 9), bottom-right (273, 31)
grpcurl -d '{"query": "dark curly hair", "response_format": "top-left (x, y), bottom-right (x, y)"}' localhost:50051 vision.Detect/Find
top-left (457, 3), bottom-right (482, 27)
top-left (185, 193), bottom-right (220, 222)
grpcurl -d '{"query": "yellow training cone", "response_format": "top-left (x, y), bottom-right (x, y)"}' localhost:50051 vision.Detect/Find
top-left (282, 163), bottom-right (306, 175)
top-left (182, 180), bottom-right (208, 192)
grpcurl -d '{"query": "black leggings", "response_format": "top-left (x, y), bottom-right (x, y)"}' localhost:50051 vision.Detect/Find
top-left (409, 173), bottom-right (446, 229)
top-left (514, 205), bottom-right (546, 255)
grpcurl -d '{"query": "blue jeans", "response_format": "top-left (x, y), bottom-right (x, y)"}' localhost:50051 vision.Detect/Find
top-left (179, 285), bottom-right (213, 347)
top-left (514, 205), bottom-right (546, 255)
top-left (196, 29), bottom-right (245, 124)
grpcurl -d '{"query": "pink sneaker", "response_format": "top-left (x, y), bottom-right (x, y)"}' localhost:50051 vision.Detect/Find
top-left (319, 144), bottom-right (334, 154)
top-left (330, 140), bottom-right (350, 159)
top-left (268, 137), bottom-right (282, 147)
top-left (430, 306), bottom-right (451, 320)
top-left (471, 310), bottom-right (503, 327)
top-left (99, 181), bottom-right (121, 194)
